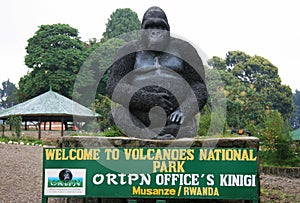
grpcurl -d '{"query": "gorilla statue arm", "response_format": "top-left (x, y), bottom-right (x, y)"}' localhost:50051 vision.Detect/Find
top-left (106, 42), bottom-right (136, 107)
top-left (167, 38), bottom-right (208, 124)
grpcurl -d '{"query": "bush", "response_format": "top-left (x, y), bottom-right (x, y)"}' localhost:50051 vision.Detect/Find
top-left (100, 125), bottom-right (123, 137)
top-left (198, 105), bottom-right (226, 136)
top-left (0, 135), bottom-right (55, 146)
top-left (197, 106), bottom-right (211, 136)
top-left (94, 95), bottom-right (112, 131)
top-left (260, 110), bottom-right (299, 166)
top-left (7, 115), bottom-right (22, 137)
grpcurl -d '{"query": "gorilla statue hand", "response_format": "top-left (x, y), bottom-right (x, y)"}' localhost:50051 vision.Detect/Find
top-left (131, 90), bottom-right (173, 113)
top-left (150, 92), bottom-right (174, 113)
top-left (169, 110), bottom-right (185, 124)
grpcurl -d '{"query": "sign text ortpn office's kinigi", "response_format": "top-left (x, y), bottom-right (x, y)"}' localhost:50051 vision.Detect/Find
top-left (42, 147), bottom-right (259, 201)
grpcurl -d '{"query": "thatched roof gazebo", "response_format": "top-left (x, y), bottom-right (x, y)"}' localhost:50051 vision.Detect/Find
top-left (0, 89), bottom-right (99, 138)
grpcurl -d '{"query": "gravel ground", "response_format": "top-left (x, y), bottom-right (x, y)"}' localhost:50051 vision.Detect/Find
top-left (260, 174), bottom-right (300, 203)
top-left (0, 144), bottom-right (43, 202)
top-left (0, 144), bottom-right (299, 203)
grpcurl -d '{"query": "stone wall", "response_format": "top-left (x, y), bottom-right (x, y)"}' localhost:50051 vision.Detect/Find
top-left (2, 130), bottom-right (72, 140)
top-left (56, 136), bottom-right (259, 149)
top-left (261, 166), bottom-right (300, 178)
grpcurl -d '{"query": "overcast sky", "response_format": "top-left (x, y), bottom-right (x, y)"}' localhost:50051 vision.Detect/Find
top-left (1, 0), bottom-right (299, 92)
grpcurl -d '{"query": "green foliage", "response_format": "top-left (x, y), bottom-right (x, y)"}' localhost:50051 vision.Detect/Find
top-left (73, 38), bottom-right (126, 106)
top-left (94, 95), bottom-right (111, 131)
top-left (96, 38), bottom-right (126, 97)
top-left (200, 67), bottom-right (227, 136)
top-left (100, 125), bottom-right (123, 137)
top-left (231, 55), bottom-right (280, 90)
top-left (6, 115), bottom-right (22, 137)
top-left (74, 8), bottom-right (139, 105)
top-left (0, 135), bottom-right (53, 145)
top-left (290, 90), bottom-right (300, 129)
top-left (260, 110), bottom-right (299, 166)
top-left (18, 24), bottom-right (87, 101)
top-left (226, 51), bottom-right (293, 119)
top-left (209, 51), bottom-right (293, 129)
top-left (101, 8), bottom-right (141, 42)
top-left (207, 56), bottom-right (227, 71)
top-left (226, 50), bottom-right (250, 67)
top-left (207, 52), bottom-right (297, 166)
top-left (198, 106), bottom-right (211, 136)
top-left (263, 84), bottom-right (293, 120)
top-left (198, 107), bottom-right (226, 136)
top-left (0, 79), bottom-right (18, 108)
top-left (68, 125), bottom-right (123, 137)
top-left (206, 64), bottom-right (265, 129)
top-left (223, 71), bottom-right (265, 128)
top-left (69, 132), bottom-right (101, 137)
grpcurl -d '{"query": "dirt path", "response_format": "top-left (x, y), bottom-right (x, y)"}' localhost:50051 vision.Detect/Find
top-left (260, 174), bottom-right (300, 202)
top-left (0, 144), bottom-right (299, 202)
top-left (0, 144), bottom-right (43, 202)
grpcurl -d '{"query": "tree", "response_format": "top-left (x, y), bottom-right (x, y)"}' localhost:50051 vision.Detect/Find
top-left (290, 90), bottom-right (300, 129)
top-left (7, 115), bottom-right (22, 137)
top-left (0, 79), bottom-right (18, 108)
top-left (226, 50), bottom-right (250, 68)
top-left (208, 56), bottom-right (266, 129)
top-left (18, 24), bottom-right (87, 101)
top-left (226, 51), bottom-right (293, 120)
top-left (101, 8), bottom-right (141, 42)
top-left (217, 69), bottom-right (265, 128)
top-left (230, 54), bottom-right (281, 91)
top-left (73, 38), bottom-right (126, 106)
top-left (262, 84), bottom-right (293, 120)
top-left (73, 8), bottom-right (141, 106)
top-left (260, 110), bottom-right (298, 166)
top-left (208, 56), bottom-right (227, 71)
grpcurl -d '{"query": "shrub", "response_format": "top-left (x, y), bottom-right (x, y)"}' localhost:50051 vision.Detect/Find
top-left (260, 110), bottom-right (299, 166)
top-left (7, 115), bottom-right (22, 137)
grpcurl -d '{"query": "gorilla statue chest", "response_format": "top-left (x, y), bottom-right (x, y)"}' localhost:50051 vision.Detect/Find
top-left (134, 51), bottom-right (184, 71)
top-left (132, 51), bottom-right (188, 104)
top-left (133, 51), bottom-right (185, 81)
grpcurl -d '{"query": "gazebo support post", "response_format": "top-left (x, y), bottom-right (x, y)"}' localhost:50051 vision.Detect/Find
top-left (2, 120), bottom-right (4, 137)
top-left (38, 117), bottom-right (41, 139)
top-left (61, 117), bottom-right (64, 137)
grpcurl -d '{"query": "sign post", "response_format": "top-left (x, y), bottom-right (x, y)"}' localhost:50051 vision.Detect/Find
top-left (42, 147), bottom-right (259, 202)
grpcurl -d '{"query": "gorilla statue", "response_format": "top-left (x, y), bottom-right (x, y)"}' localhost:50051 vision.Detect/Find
top-left (107, 6), bottom-right (207, 139)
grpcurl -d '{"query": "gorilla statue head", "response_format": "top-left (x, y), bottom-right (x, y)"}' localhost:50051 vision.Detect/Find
top-left (141, 6), bottom-right (170, 50)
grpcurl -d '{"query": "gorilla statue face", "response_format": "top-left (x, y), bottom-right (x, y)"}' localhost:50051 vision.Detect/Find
top-left (141, 6), bottom-right (170, 50)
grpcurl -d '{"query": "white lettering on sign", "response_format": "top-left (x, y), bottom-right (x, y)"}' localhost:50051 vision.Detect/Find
top-left (93, 173), bottom-right (151, 186)
top-left (220, 174), bottom-right (256, 187)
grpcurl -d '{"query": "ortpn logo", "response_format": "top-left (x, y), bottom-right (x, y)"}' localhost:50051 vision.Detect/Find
top-left (44, 169), bottom-right (86, 195)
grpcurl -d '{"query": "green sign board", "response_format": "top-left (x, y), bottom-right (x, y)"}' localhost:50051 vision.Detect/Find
top-left (43, 147), bottom-right (259, 200)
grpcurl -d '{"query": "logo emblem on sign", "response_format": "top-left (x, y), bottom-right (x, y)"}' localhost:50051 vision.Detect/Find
top-left (44, 168), bottom-right (86, 195)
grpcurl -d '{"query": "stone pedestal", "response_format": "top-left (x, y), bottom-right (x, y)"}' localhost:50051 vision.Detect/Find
top-left (47, 136), bottom-right (259, 203)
